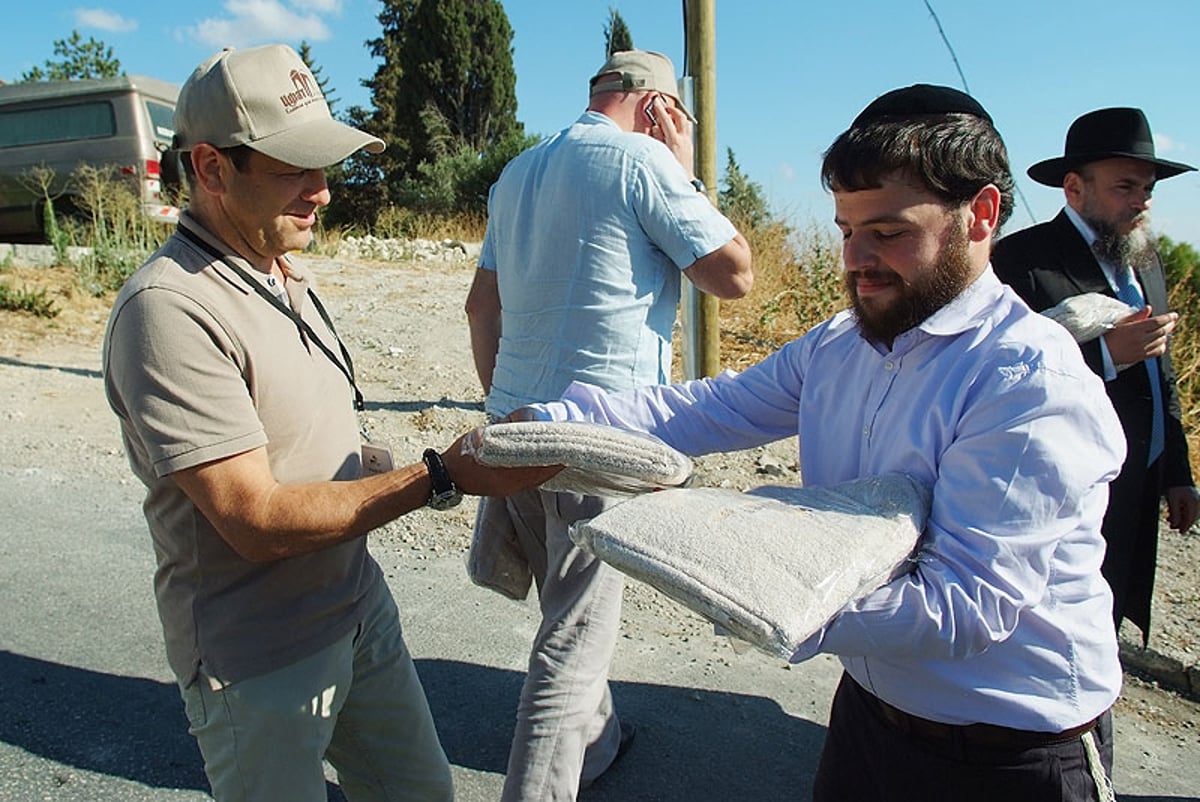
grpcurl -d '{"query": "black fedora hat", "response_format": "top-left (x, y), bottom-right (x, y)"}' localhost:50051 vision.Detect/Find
top-left (1028, 107), bottom-right (1195, 187)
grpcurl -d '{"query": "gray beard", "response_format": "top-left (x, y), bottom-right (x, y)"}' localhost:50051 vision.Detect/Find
top-left (1086, 214), bottom-right (1157, 270)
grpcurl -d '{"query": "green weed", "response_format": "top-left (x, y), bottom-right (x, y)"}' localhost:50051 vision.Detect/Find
top-left (0, 281), bottom-right (58, 317)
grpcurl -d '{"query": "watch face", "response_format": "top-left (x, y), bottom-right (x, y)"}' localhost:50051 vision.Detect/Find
top-left (428, 488), bottom-right (463, 511)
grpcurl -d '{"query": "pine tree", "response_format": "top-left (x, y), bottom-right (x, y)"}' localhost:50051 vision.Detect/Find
top-left (719, 148), bottom-right (771, 231)
top-left (20, 30), bottom-right (121, 81)
top-left (605, 8), bottom-right (634, 56)
top-left (298, 41), bottom-right (338, 114)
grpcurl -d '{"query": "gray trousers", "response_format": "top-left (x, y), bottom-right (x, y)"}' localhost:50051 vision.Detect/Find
top-left (500, 488), bottom-right (625, 801)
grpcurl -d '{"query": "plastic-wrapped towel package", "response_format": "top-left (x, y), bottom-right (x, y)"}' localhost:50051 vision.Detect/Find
top-left (569, 474), bottom-right (931, 659)
top-left (1042, 292), bottom-right (1136, 344)
top-left (464, 420), bottom-right (695, 599)
top-left (468, 420), bottom-right (694, 496)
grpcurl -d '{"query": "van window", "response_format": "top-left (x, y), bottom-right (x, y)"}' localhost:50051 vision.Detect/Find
top-left (0, 101), bottom-right (117, 148)
top-left (146, 99), bottom-right (175, 144)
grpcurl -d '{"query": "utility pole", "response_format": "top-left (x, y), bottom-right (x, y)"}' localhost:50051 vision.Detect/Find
top-left (682, 0), bottom-right (720, 378)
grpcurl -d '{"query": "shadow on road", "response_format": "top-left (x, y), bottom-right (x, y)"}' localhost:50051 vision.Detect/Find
top-left (0, 651), bottom-right (824, 799)
top-left (0, 649), bottom-right (206, 790)
top-left (419, 657), bottom-right (826, 800)
top-left (0, 355), bottom-right (102, 380)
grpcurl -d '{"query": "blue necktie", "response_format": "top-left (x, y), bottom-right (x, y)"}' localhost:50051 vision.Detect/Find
top-left (1114, 267), bottom-right (1164, 465)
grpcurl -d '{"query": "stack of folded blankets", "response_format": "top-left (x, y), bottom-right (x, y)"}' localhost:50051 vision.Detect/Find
top-left (470, 420), bottom-right (930, 658)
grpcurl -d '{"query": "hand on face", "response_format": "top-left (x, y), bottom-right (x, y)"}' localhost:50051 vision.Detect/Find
top-left (646, 94), bottom-right (695, 174)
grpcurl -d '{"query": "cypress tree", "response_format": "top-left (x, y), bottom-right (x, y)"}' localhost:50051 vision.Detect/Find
top-left (365, 0), bottom-right (521, 187)
top-left (604, 8), bottom-right (634, 56)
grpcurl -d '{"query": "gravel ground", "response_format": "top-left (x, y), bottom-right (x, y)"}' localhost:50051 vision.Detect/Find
top-left (1, 250), bottom-right (1198, 798)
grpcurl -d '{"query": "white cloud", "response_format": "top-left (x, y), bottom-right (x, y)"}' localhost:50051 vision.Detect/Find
top-left (778, 162), bottom-right (796, 183)
top-left (188, 0), bottom-right (331, 49)
top-left (291, 0), bottom-right (343, 13)
top-left (75, 7), bottom-right (138, 33)
top-left (1155, 132), bottom-right (1187, 156)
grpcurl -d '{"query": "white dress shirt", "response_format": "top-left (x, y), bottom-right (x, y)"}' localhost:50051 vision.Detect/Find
top-left (535, 268), bottom-right (1126, 731)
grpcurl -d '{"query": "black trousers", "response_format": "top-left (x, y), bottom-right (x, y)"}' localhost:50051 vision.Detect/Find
top-left (813, 673), bottom-right (1113, 802)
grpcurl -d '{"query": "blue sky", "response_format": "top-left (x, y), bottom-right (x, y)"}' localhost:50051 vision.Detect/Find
top-left (7, 1), bottom-right (1199, 246)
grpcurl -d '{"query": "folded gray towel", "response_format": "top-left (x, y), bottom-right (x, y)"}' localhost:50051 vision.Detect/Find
top-left (569, 474), bottom-right (931, 658)
top-left (467, 495), bottom-right (533, 600)
top-left (471, 420), bottom-right (694, 496)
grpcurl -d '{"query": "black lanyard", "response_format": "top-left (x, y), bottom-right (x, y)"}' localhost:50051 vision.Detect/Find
top-left (178, 226), bottom-right (365, 412)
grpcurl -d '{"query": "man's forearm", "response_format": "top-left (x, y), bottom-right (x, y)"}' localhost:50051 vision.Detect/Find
top-left (172, 448), bottom-right (433, 562)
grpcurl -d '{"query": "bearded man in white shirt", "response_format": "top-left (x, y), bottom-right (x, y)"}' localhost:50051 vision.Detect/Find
top-left (521, 84), bottom-right (1126, 801)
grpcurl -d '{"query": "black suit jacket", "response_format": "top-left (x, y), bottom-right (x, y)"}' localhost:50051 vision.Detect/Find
top-left (993, 210), bottom-right (1194, 634)
top-left (992, 210), bottom-right (1191, 490)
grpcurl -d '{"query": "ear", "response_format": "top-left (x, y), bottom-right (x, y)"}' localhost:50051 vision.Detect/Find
top-left (189, 143), bottom-right (229, 195)
top-left (965, 184), bottom-right (1001, 243)
top-left (1063, 171), bottom-right (1085, 207)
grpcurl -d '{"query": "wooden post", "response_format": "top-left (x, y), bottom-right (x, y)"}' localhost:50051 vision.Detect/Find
top-left (685, 0), bottom-right (720, 378)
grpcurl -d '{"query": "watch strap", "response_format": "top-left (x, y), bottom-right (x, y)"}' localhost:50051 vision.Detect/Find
top-left (422, 448), bottom-right (461, 509)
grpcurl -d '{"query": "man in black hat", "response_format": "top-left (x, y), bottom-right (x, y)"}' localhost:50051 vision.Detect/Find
top-left (512, 84), bottom-right (1125, 801)
top-left (993, 107), bottom-right (1200, 644)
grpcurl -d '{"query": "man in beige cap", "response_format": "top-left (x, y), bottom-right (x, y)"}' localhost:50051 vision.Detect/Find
top-left (466, 49), bottom-right (751, 799)
top-left (103, 43), bottom-right (552, 801)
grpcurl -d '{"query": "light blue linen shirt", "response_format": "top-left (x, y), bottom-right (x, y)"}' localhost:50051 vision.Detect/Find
top-left (478, 111), bottom-right (737, 417)
top-left (536, 269), bottom-right (1127, 731)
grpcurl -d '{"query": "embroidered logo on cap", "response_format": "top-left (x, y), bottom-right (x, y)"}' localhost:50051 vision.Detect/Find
top-left (280, 69), bottom-right (321, 115)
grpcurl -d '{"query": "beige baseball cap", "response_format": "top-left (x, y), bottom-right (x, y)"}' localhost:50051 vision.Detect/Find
top-left (174, 44), bottom-right (384, 169)
top-left (589, 49), bottom-right (694, 121)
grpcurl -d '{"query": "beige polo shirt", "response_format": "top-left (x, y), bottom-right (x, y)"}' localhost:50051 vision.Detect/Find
top-left (103, 213), bottom-right (379, 686)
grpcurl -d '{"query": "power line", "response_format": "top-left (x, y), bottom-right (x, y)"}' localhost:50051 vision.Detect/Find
top-left (923, 0), bottom-right (970, 95)
top-left (923, 0), bottom-right (1037, 226)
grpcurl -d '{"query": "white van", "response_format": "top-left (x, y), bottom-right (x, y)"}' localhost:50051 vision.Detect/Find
top-left (0, 74), bottom-right (180, 242)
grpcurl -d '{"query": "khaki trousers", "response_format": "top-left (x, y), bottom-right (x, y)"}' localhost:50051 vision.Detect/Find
top-left (181, 579), bottom-right (452, 801)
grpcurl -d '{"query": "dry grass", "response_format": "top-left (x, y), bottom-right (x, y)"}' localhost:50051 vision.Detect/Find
top-left (369, 207), bottom-right (488, 242)
top-left (0, 266), bottom-right (113, 354)
top-left (717, 219), bottom-right (845, 370)
top-left (715, 220), bottom-right (1200, 458)
top-left (1167, 281), bottom-right (1200, 457)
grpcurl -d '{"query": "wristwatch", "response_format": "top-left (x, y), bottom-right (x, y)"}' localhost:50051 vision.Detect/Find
top-left (422, 448), bottom-right (462, 510)
top-left (689, 177), bottom-right (707, 194)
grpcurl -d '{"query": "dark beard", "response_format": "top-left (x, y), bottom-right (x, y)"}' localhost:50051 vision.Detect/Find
top-left (1086, 213), bottom-right (1157, 270)
top-left (847, 222), bottom-right (974, 346)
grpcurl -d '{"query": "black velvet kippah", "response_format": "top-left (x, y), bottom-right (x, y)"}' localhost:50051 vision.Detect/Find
top-left (851, 84), bottom-right (993, 127)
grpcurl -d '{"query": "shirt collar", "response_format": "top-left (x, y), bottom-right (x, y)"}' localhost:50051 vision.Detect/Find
top-left (1061, 204), bottom-right (1122, 288)
top-left (578, 110), bottom-right (622, 130)
top-left (886, 268), bottom-right (1006, 349)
